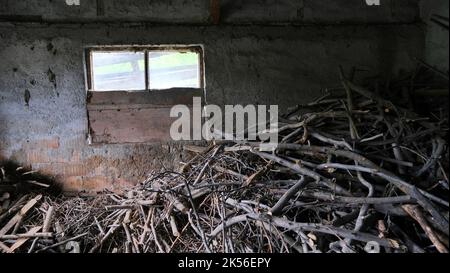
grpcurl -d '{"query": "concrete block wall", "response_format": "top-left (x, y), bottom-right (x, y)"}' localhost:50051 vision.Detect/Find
top-left (0, 0), bottom-right (426, 194)
top-left (419, 0), bottom-right (449, 74)
top-left (0, 0), bottom-right (419, 24)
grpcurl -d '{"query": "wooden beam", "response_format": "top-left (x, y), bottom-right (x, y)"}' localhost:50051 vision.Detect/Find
top-left (210, 0), bottom-right (220, 25)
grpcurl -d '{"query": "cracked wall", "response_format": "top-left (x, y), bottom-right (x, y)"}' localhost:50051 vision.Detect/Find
top-left (0, 1), bottom-right (425, 193)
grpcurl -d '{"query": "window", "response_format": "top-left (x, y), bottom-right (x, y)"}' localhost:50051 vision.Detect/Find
top-left (86, 46), bottom-right (204, 91)
top-left (85, 45), bottom-right (204, 144)
top-left (149, 51), bottom-right (201, 89)
top-left (91, 51), bottom-right (146, 91)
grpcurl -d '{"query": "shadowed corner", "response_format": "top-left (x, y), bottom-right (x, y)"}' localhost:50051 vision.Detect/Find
top-left (0, 160), bottom-right (62, 198)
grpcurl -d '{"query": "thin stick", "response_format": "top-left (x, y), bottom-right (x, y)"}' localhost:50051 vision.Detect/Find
top-left (402, 205), bottom-right (448, 253)
top-left (36, 232), bottom-right (89, 253)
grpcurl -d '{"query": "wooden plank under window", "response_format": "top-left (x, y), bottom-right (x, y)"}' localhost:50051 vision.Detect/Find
top-left (85, 45), bottom-right (205, 144)
top-left (87, 89), bottom-right (203, 144)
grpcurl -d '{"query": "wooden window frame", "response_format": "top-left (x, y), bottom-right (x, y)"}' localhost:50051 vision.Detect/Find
top-left (85, 45), bottom-right (205, 92)
top-left (84, 45), bottom-right (205, 145)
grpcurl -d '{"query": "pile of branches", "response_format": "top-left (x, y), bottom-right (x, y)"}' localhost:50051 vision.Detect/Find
top-left (0, 75), bottom-right (448, 253)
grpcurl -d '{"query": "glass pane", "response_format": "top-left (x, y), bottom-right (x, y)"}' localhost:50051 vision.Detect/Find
top-left (149, 51), bottom-right (200, 89)
top-left (92, 51), bottom-right (145, 91)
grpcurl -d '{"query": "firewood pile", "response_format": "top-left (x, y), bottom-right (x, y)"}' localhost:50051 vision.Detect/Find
top-left (0, 74), bottom-right (448, 253)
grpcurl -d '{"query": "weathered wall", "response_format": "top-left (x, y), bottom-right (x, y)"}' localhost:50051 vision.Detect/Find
top-left (0, 0), bottom-right (419, 24)
top-left (420, 0), bottom-right (449, 74)
top-left (0, 1), bottom-right (425, 193)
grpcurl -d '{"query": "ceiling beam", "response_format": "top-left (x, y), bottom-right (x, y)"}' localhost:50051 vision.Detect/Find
top-left (210, 0), bottom-right (220, 25)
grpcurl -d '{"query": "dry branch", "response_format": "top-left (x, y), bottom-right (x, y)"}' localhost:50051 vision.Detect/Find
top-left (0, 72), bottom-right (448, 253)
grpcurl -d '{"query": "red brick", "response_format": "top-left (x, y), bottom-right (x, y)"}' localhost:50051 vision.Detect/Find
top-left (27, 150), bottom-right (51, 163)
top-left (82, 176), bottom-right (112, 192)
top-left (33, 163), bottom-right (88, 177)
top-left (60, 163), bottom-right (88, 176)
top-left (70, 150), bottom-right (82, 162)
top-left (60, 176), bottom-right (83, 192)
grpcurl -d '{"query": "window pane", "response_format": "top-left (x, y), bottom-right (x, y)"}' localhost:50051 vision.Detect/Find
top-left (92, 51), bottom-right (145, 91)
top-left (149, 51), bottom-right (200, 89)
